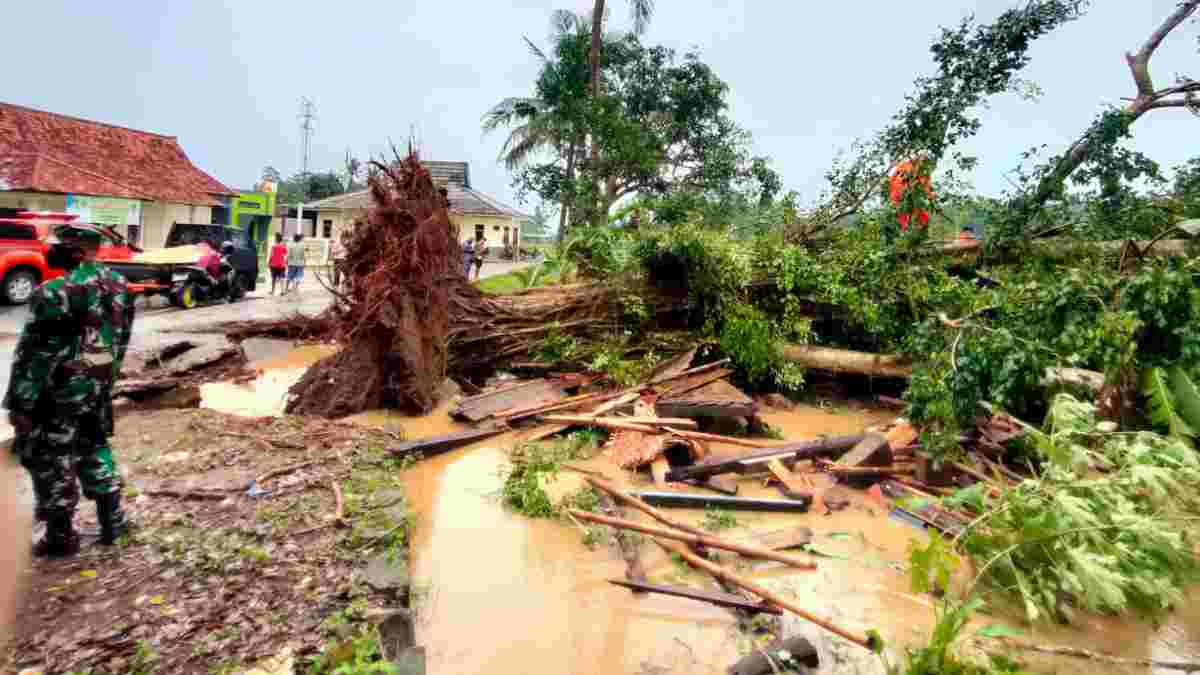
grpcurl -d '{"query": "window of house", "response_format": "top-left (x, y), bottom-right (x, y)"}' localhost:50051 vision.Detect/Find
top-left (493, 225), bottom-right (501, 231)
top-left (308, 219), bottom-right (318, 237)
top-left (474, 224), bottom-right (485, 239)
top-left (126, 224), bottom-right (142, 246)
top-left (323, 219), bottom-right (333, 238)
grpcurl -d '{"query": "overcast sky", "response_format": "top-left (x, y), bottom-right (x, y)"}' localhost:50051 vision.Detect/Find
top-left (5, 1), bottom-right (1196, 211)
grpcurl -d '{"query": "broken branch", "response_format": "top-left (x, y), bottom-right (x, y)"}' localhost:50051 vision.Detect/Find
top-left (653, 538), bottom-right (879, 651)
top-left (569, 509), bottom-right (816, 570)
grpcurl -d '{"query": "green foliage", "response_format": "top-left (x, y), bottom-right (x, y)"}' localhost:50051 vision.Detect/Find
top-left (533, 327), bottom-right (582, 364)
top-left (500, 433), bottom-right (605, 518)
top-left (1142, 367), bottom-right (1194, 440)
top-left (307, 629), bottom-right (398, 675)
top-left (962, 395), bottom-right (1200, 622)
top-left (701, 507), bottom-right (738, 532)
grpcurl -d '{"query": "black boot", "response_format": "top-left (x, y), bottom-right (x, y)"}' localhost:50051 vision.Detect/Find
top-left (32, 515), bottom-right (80, 559)
top-left (96, 492), bottom-right (133, 545)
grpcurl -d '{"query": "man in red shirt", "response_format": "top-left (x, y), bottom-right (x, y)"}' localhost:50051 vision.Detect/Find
top-left (268, 232), bottom-right (288, 295)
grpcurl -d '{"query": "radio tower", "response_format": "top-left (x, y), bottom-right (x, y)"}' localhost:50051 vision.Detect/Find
top-left (298, 97), bottom-right (317, 199)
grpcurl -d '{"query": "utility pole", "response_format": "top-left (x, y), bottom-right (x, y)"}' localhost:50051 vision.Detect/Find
top-left (297, 97), bottom-right (317, 236)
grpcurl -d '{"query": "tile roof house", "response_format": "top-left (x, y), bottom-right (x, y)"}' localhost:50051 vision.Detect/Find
top-left (0, 102), bottom-right (234, 249)
top-left (305, 161), bottom-right (530, 258)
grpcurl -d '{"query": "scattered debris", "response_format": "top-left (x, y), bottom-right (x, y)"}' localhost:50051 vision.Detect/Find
top-left (630, 491), bottom-right (812, 512)
top-left (653, 539), bottom-right (879, 651)
top-left (656, 377), bottom-right (757, 419)
top-left (387, 426), bottom-right (509, 458)
top-left (569, 509), bottom-right (815, 569)
top-left (607, 579), bottom-right (783, 615)
top-left (728, 635), bottom-right (819, 675)
top-left (664, 435), bottom-right (866, 481)
top-left (451, 378), bottom-right (573, 422)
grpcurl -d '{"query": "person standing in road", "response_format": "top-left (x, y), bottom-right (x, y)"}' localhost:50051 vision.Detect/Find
top-left (472, 233), bottom-right (487, 281)
top-left (461, 236), bottom-right (476, 278)
top-left (330, 235), bottom-right (347, 288)
top-left (286, 232), bottom-right (306, 295)
top-left (5, 223), bottom-right (135, 557)
top-left (268, 232), bottom-right (288, 295)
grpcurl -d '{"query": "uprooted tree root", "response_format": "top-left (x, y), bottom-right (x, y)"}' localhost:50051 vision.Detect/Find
top-left (286, 152), bottom-right (460, 417)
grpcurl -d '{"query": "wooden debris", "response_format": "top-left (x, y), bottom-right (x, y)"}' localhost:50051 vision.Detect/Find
top-left (729, 635), bottom-right (819, 675)
top-left (656, 377), bottom-right (757, 419)
top-left (645, 347), bottom-right (698, 382)
top-left (975, 637), bottom-right (1200, 672)
top-left (570, 509), bottom-right (816, 569)
top-left (765, 459), bottom-right (812, 499)
top-left (631, 491), bottom-right (811, 513)
top-left (682, 475), bottom-right (739, 496)
top-left (388, 426), bottom-right (509, 458)
top-left (593, 492), bottom-right (649, 587)
top-left (543, 414), bottom-right (699, 429)
top-left (653, 539), bottom-right (879, 651)
top-left (665, 434), bottom-right (867, 481)
top-left (607, 579), bottom-right (782, 615)
top-left (838, 432), bottom-right (893, 469)
top-left (256, 459), bottom-right (318, 484)
top-left (584, 476), bottom-right (705, 537)
top-left (655, 368), bottom-right (735, 399)
top-left (142, 489), bottom-right (229, 501)
top-left (816, 461), bottom-right (915, 478)
top-left (452, 378), bottom-right (569, 422)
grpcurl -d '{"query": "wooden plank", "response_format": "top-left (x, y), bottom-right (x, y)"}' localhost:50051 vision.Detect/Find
top-left (656, 368), bottom-right (735, 399)
top-left (765, 459), bottom-right (812, 497)
top-left (655, 399), bottom-right (757, 420)
top-left (664, 434), bottom-right (866, 482)
top-left (657, 378), bottom-right (758, 420)
top-left (630, 491), bottom-right (811, 513)
top-left (607, 579), bottom-right (782, 615)
top-left (452, 378), bottom-right (567, 422)
top-left (838, 433), bottom-right (893, 468)
top-left (570, 509), bottom-right (816, 569)
top-left (388, 426), bottom-right (509, 457)
top-left (682, 475), bottom-right (739, 496)
top-left (542, 415), bottom-right (699, 429)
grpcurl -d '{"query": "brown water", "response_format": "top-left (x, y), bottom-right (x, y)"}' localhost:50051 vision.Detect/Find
top-left (198, 352), bottom-right (1200, 673)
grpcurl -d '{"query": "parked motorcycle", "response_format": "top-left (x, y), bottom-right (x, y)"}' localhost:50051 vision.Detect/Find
top-left (168, 259), bottom-right (244, 309)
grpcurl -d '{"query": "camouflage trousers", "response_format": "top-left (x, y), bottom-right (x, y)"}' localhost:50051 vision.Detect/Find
top-left (13, 410), bottom-right (122, 521)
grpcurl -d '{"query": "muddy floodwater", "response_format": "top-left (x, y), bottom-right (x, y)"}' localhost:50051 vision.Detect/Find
top-left (199, 345), bottom-right (1200, 674)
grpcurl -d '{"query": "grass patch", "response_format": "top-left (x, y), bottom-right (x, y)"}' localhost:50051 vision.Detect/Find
top-left (476, 271), bottom-right (527, 295)
top-left (702, 506), bottom-right (739, 532)
top-left (500, 431), bottom-right (606, 518)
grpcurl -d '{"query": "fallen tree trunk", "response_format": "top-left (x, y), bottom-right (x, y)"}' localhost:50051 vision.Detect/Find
top-left (779, 344), bottom-right (912, 378)
top-left (781, 343), bottom-right (1103, 395)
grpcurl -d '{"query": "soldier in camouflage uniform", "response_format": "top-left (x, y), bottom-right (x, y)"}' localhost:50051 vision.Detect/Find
top-left (4, 223), bottom-right (136, 558)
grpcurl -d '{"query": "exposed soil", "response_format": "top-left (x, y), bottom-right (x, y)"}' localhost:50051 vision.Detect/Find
top-left (5, 408), bottom-right (412, 675)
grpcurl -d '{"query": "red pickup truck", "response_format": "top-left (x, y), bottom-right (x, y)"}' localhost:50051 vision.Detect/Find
top-left (0, 211), bottom-right (138, 304)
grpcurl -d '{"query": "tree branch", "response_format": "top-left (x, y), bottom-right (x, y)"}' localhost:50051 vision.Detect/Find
top-left (1126, 1), bottom-right (1199, 96)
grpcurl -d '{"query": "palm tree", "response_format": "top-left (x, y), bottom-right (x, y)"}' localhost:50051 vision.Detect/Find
top-left (589, 0), bottom-right (654, 97)
top-left (484, 11), bottom-right (593, 240)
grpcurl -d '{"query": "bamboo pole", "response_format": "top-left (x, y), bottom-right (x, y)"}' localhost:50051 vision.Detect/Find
top-left (553, 418), bottom-right (775, 449)
top-left (654, 538), bottom-right (880, 652)
top-left (568, 509), bottom-right (816, 570)
top-left (584, 476), bottom-right (706, 537)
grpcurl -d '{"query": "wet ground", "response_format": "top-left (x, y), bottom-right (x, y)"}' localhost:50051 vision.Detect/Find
top-left (11, 340), bottom-right (1200, 673)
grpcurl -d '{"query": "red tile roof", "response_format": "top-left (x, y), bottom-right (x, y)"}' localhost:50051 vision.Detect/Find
top-left (0, 102), bottom-right (233, 206)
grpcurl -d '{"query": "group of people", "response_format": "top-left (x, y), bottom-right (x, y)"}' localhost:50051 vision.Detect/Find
top-left (462, 234), bottom-right (488, 281)
top-left (267, 232), bottom-right (309, 296)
